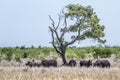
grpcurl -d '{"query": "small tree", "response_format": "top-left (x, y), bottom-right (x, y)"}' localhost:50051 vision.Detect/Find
top-left (49, 4), bottom-right (106, 64)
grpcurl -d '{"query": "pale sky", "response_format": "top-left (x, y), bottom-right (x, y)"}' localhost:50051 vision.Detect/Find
top-left (0, 0), bottom-right (120, 47)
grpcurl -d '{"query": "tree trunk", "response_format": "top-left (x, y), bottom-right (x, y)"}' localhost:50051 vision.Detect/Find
top-left (59, 46), bottom-right (67, 65)
top-left (60, 53), bottom-right (67, 65)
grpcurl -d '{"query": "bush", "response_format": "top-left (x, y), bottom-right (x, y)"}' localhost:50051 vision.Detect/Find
top-left (22, 52), bottom-right (29, 58)
top-left (0, 54), bottom-right (2, 62)
top-left (15, 55), bottom-right (21, 62)
top-left (93, 47), bottom-right (112, 58)
top-left (67, 54), bottom-right (74, 59)
top-left (5, 49), bottom-right (13, 61)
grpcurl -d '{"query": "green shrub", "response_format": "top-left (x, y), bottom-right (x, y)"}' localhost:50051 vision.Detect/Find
top-left (93, 47), bottom-right (112, 58)
top-left (5, 50), bottom-right (13, 61)
top-left (15, 54), bottom-right (21, 62)
top-left (67, 54), bottom-right (74, 59)
top-left (22, 52), bottom-right (29, 58)
top-left (0, 54), bottom-right (2, 62)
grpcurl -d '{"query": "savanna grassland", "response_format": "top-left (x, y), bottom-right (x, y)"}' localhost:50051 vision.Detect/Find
top-left (0, 46), bottom-right (120, 80)
top-left (0, 66), bottom-right (120, 80)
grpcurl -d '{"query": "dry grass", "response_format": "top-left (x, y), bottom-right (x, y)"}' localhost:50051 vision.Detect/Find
top-left (0, 58), bottom-right (120, 80)
top-left (0, 66), bottom-right (120, 80)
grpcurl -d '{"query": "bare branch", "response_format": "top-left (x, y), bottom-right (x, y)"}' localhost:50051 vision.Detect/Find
top-left (61, 8), bottom-right (65, 15)
top-left (60, 31), bottom-right (66, 40)
top-left (78, 23), bottom-right (81, 35)
top-left (49, 27), bottom-right (61, 54)
top-left (49, 15), bottom-right (61, 43)
top-left (60, 17), bottom-right (67, 40)
top-left (64, 17), bottom-right (67, 28)
top-left (49, 15), bottom-right (56, 29)
top-left (56, 13), bottom-right (62, 30)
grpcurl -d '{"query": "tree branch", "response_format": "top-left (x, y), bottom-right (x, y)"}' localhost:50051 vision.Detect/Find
top-left (49, 27), bottom-right (61, 54)
top-left (65, 23), bottom-right (81, 47)
top-left (60, 17), bottom-right (67, 40)
top-left (65, 36), bottom-right (79, 47)
top-left (49, 15), bottom-right (56, 30)
top-left (49, 15), bottom-right (62, 45)
top-left (56, 14), bottom-right (62, 30)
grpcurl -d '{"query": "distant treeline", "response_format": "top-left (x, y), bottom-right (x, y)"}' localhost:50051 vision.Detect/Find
top-left (0, 46), bottom-right (120, 62)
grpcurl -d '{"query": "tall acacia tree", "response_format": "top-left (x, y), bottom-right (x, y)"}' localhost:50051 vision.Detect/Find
top-left (49, 4), bottom-right (106, 64)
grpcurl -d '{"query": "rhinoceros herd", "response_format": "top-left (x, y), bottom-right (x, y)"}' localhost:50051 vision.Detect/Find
top-left (25, 59), bottom-right (110, 68)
